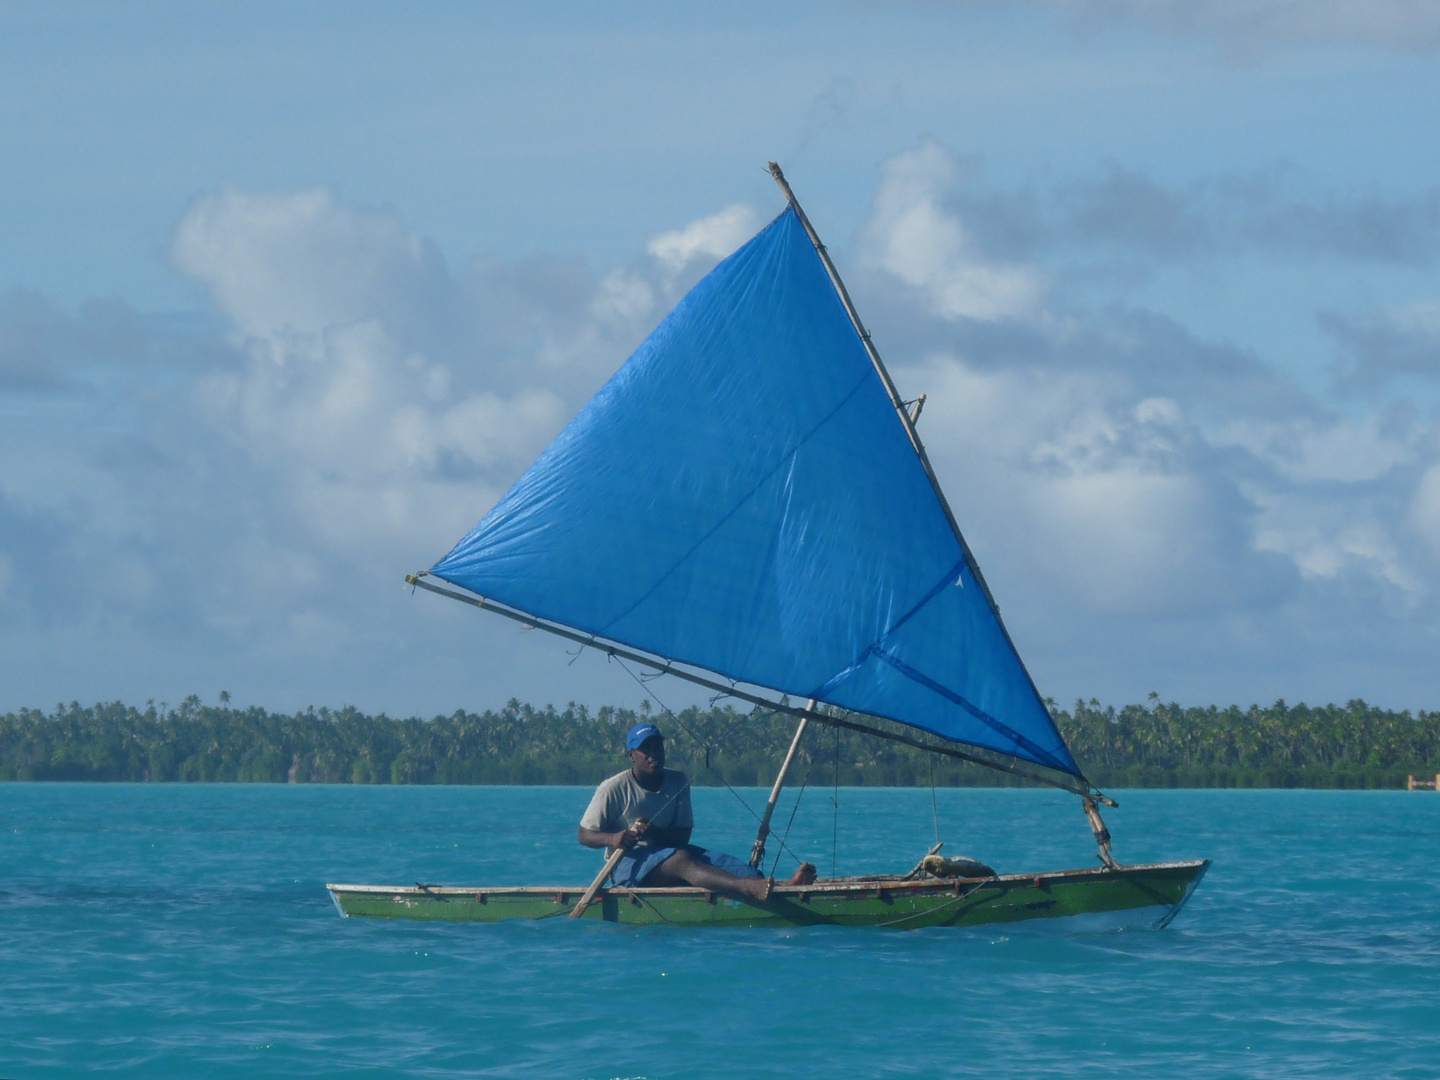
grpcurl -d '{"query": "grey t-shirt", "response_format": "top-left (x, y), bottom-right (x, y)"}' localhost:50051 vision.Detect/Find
top-left (580, 768), bottom-right (693, 855)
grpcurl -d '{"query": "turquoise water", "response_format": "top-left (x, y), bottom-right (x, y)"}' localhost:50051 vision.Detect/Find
top-left (2, 784), bottom-right (1438, 1078)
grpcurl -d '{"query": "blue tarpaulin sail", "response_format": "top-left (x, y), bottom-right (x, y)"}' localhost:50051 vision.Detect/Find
top-left (431, 205), bottom-right (1081, 778)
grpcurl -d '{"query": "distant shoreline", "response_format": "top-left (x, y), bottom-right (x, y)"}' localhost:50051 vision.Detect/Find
top-left (2, 697), bottom-right (1435, 790)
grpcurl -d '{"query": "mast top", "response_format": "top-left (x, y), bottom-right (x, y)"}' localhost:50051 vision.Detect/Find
top-left (768, 162), bottom-right (797, 205)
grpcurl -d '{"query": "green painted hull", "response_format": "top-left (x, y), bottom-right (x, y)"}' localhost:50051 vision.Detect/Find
top-left (328, 859), bottom-right (1209, 931)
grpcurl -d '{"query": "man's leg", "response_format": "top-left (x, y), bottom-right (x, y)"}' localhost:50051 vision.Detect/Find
top-left (645, 849), bottom-right (818, 898)
top-left (707, 849), bottom-right (817, 886)
top-left (645, 848), bottom-right (773, 899)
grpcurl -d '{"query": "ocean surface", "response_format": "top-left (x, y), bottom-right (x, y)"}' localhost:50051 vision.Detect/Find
top-left (2, 784), bottom-right (1438, 1079)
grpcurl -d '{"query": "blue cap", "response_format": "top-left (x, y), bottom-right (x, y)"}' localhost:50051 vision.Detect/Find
top-left (625, 722), bottom-right (663, 753)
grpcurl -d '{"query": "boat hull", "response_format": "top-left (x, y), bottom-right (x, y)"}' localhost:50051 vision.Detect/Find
top-left (327, 859), bottom-right (1209, 930)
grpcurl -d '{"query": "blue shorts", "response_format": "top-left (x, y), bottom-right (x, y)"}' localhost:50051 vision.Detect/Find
top-left (611, 844), bottom-right (763, 887)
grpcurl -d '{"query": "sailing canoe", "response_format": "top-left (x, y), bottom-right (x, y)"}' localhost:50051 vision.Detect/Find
top-left (329, 165), bottom-right (1212, 928)
top-left (328, 860), bottom-right (1208, 930)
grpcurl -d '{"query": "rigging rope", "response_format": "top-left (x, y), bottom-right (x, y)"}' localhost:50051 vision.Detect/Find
top-left (831, 725), bottom-right (840, 879)
top-left (870, 875), bottom-right (998, 929)
top-left (929, 752), bottom-right (941, 847)
top-left (767, 768), bottom-right (810, 880)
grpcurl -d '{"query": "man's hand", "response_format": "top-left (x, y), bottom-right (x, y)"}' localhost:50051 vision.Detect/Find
top-left (578, 818), bottom-right (691, 851)
top-left (578, 821), bottom-right (647, 851)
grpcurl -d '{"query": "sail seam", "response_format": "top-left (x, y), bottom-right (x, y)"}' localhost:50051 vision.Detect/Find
top-left (596, 369), bottom-right (872, 635)
top-left (806, 559), bottom-right (964, 699)
top-left (868, 649), bottom-right (1077, 775)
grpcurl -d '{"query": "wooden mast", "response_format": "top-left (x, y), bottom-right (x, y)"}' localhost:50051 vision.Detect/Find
top-left (749, 707), bottom-right (812, 868)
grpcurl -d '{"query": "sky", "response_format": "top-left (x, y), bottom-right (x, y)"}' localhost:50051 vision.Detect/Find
top-left (4, 0), bottom-right (1440, 718)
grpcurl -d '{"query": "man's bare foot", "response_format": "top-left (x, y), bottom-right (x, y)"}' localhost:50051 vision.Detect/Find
top-left (785, 862), bottom-right (818, 886)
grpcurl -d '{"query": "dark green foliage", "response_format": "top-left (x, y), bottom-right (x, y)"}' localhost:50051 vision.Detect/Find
top-left (0, 694), bottom-right (1436, 787)
top-left (1055, 697), bottom-right (1440, 790)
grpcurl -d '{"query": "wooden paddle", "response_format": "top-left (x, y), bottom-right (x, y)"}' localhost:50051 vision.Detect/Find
top-left (570, 845), bottom-right (628, 919)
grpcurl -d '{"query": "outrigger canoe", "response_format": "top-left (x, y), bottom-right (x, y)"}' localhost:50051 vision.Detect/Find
top-left (332, 164), bottom-right (1210, 931)
top-left (328, 861), bottom-right (1208, 930)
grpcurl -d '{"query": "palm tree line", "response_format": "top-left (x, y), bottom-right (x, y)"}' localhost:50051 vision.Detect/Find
top-left (0, 694), bottom-right (1435, 788)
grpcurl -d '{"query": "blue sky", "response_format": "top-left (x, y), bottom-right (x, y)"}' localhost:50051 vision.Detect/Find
top-left (5, 1), bottom-right (1440, 717)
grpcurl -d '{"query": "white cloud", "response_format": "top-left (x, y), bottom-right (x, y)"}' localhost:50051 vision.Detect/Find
top-left (172, 188), bottom-right (452, 359)
top-left (646, 204), bottom-right (761, 280)
top-left (8, 156), bottom-right (1440, 713)
top-left (172, 192), bottom-right (587, 565)
top-left (1257, 516), bottom-right (1423, 597)
top-left (864, 142), bottom-right (1046, 322)
top-left (908, 356), bottom-right (1291, 617)
top-left (589, 269), bottom-right (656, 325)
top-left (1215, 415), bottom-right (1416, 484)
top-left (860, 140), bottom-right (1440, 638)
top-left (161, 187), bottom-right (781, 581)
top-left (6, 187), bottom-right (757, 705)
top-left (912, 329), bottom-right (1435, 611)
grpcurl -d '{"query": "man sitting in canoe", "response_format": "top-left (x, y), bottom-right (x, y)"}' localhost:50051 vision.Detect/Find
top-left (579, 722), bottom-right (817, 899)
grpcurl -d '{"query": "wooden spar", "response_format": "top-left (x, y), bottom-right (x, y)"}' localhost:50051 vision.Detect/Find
top-left (570, 845), bottom-right (627, 918)
top-left (405, 573), bottom-right (1114, 806)
top-left (765, 160), bottom-right (1072, 789)
top-left (749, 710), bottom-right (811, 868)
top-left (766, 163), bottom-right (1001, 616)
